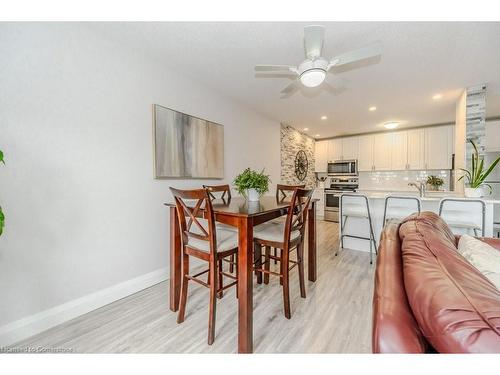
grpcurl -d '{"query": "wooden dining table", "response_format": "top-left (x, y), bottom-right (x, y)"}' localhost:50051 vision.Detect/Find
top-left (165, 195), bottom-right (318, 353)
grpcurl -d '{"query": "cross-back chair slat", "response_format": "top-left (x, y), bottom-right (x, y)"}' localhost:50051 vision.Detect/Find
top-left (170, 187), bottom-right (216, 253)
top-left (284, 188), bottom-right (313, 243)
top-left (276, 184), bottom-right (306, 202)
top-left (203, 184), bottom-right (232, 201)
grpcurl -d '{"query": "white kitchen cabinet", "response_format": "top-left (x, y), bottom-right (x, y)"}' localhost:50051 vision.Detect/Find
top-left (314, 140), bottom-right (328, 172)
top-left (373, 133), bottom-right (393, 171)
top-left (425, 126), bottom-right (453, 170)
top-left (391, 131), bottom-right (408, 170)
top-left (358, 135), bottom-right (374, 171)
top-left (486, 120), bottom-right (500, 152)
top-left (342, 136), bottom-right (359, 160)
top-left (327, 138), bottom-right (342, 162)
top-left (407, 128), bottom-right (425, 170)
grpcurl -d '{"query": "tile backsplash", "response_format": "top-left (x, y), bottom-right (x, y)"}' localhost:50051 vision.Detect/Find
top-left (358, 170), bottom-right (451, 191)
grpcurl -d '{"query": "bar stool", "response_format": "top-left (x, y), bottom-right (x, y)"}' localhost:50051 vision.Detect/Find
top-left (253, 188), bottom-right (313, 319)
top-left (438, 198), bottom-right (486, 236)
top-left (270, 184), bottom-right (306, 264)
top-left (337, 194), bottom-right (377, 264)
top-left (382, 196), bottom-right (421, 225)
top-left (204, 184), bottom-right (237, 273)
top-left (170, 187), bottom-right (238, 345)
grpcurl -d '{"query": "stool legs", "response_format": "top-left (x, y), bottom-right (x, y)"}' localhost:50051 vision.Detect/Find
top-left (207, 258), bottom-right (217, 345)
top-left (297, 243), bottom-right (306, 298)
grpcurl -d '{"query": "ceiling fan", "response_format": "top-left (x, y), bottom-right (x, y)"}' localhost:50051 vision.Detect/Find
top-left (255, 25), bottom-right (382, 96)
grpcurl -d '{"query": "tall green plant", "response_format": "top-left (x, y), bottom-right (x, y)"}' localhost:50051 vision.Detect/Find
top-left (233, 168), bottom-right (271, 197)
top-left (459, 139), bottom-right (500, 193)
top-left (0, 149), bottom-right (4, 236)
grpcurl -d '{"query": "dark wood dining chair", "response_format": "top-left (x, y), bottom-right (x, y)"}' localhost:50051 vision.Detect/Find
top-left (253, 188), bottom-right (314, 319)
top-left (271, 184), bottom-right (306, 263)
top-left (276, 183), bottom-right (306, 202)
top-left (203, 184), bottom-right (232, 202)
top-left (170, 187), bottom-right (238, 345)
top-left (203, 184), bottom-right (237, 273)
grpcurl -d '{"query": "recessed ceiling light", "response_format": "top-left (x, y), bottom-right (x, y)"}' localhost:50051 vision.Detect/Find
top-left (303, 128), bottom-right (309, 131)
top-left (369, 106), bottom-right (377, 111)
top-left (321, 116), bottom-right (327, 120)
top-left (432, 94), bottom-right (443, 100)
top-left (384, 122), bottom-right (399, 129)
top-left (315, 134), bottom-right (320, 137)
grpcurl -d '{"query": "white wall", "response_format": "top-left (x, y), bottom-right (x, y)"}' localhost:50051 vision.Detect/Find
top-left (454, 90), bottom-right (467, 194)
top-left (0, 23), bottom-right (280, 342)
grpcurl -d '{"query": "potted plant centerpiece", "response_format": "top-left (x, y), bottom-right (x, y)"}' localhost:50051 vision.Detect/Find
top-left (459, 139), bottom-right (500, 198)
top-left (426, 175), bottom-right (444, 191)
top-left (233, 168), bottom-right (270, 202)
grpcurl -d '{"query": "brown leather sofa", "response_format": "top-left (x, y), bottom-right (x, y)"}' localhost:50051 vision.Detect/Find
top-left (372, 211), bottom-right (500, 353)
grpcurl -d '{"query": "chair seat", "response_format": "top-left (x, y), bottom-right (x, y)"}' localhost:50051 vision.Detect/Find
top-left (254, 221), bottom-right (300, 243)
top-left (342, 206), bottom-right (369, 218)
top-left (187, 228), bottom-right (238, 253)
top-left (446, 221), bottom-right (481, 230)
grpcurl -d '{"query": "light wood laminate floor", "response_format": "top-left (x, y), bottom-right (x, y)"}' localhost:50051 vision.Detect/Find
top-left (16, 221), bottom-right (375, 353)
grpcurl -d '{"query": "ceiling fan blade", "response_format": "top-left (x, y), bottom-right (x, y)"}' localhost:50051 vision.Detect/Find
top-left (304, 25), bottom-right (325, 59)
top-left (280, 81), bottom-right (299, 98)
top-left (329, 41), bottom-right (382, 69)
top-left (255, 65), bottom-right (298, 73)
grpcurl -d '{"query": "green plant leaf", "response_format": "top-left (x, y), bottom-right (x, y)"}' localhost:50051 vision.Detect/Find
top-left (0, 149), bottom-right (4, 165)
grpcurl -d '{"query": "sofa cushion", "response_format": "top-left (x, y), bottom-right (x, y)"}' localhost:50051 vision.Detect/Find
top-left (457, 234), bottom-right (500, 290)
top-left (399, 212), bottom-right (500, 353)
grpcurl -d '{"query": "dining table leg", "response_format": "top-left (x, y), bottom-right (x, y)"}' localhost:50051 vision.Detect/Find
top-left (169, 206), bottom-right (182, 312)
top-left (237, 216), bottom-right (254, 353)
top-left (307, 201), bottom-right (317, 282)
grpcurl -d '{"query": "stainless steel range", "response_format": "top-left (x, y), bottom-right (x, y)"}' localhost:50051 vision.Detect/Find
top-left (324, 177), bottom-right (359, 222)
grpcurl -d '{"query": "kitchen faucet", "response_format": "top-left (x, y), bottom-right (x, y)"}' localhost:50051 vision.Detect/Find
top-left (408, 181), bottom-right (426, 197)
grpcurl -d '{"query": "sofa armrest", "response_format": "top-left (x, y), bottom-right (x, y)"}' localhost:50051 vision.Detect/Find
top-left (372, 220), bottom-right (428, 353)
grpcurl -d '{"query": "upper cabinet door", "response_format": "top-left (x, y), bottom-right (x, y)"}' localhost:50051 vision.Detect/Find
top-left (342, 137), bottom-right (359, 160)
top-left (486, 120), bottom-right (500, 152)
top-left (327, 139), bottom-right (342, 162)
top-left (314, 140), bottom-right (328, 172)
top-left (391, 131), bottom-right (408, 170)
top-left (407, 128), bottom-right (425, 170)
top-left (373, 133), bottom-right (393, 171)
top-left (425, 126), bottom-right (453, 170)
top-left (358, 135), bottom-right (374, 171)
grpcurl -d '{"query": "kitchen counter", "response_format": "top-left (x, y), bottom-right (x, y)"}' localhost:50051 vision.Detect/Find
top-left (356, 189), bottom-right (500, 204)
top-left (341, 189), bottom-right (498, 253)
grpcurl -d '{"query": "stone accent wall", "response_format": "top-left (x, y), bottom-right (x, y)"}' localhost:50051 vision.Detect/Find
top-left (466, 84), bottom-right (487, 163)
top-left (280, 124), bottom-right (316, 189)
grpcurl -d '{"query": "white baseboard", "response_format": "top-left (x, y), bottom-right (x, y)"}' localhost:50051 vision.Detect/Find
top-left (0, 267), bottom-right (168, 347)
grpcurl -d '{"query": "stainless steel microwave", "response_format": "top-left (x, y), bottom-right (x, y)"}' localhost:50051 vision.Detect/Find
top-left (327, 159), bottom-right (358, 176)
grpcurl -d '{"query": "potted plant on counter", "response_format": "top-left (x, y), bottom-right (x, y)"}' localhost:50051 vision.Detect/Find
top-left (233, 168), bottom-right (270, 202)
top-left (459, 139), bottom-right (500, 198)
top-left (426, 175), bottom-right (444, 191)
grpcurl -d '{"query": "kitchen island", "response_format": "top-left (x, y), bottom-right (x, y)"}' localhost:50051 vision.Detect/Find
top-left (340, 190), bottom-right (500, 253)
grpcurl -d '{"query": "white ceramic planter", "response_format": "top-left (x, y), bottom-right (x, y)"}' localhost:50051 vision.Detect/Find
top-left (464, 187), bottom-right (483, 198)
top-left (246, 188), bottom-right (260, 201)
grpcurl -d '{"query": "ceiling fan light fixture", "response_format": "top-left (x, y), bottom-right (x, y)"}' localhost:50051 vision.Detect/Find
top-left (299, 69), bottom-right (326, 88)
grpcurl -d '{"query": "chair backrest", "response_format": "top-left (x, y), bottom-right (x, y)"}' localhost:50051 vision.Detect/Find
top-left (203, 184), bottom-right (231, 201)
top-left (170, 187), bottom-right (217, 255)
top-left (283, 188), bottom-right (314, 245)
top-left (340, 193), bottom-right (371, 217)
top-left (276, 184), bottom-right (306, 202)
top-left (438, 198), bottom-right (486, 236)
top-left (383, 195), bottom-right (421, 223)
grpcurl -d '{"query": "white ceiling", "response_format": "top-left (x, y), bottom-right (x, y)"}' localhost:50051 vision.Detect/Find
top-left (90, 22), bottom-right (500, 138)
